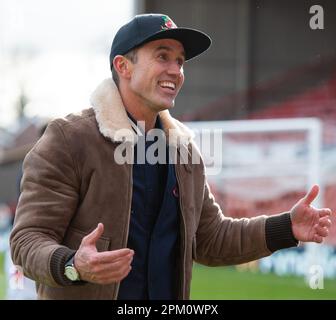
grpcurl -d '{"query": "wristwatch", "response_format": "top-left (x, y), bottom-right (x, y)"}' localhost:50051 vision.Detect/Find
top-left (64, 255), bottom-right (81, 281)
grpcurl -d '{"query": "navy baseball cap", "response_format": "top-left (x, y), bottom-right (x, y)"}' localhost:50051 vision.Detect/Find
top-left (110, 13), bottom-right (212, 70)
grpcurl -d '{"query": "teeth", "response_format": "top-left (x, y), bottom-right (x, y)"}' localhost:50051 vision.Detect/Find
top-left (159, 81), bottom-right (176, 90)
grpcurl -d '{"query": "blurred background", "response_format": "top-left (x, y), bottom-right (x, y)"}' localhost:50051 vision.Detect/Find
top-left (1, 0), bottom-right (336, 299)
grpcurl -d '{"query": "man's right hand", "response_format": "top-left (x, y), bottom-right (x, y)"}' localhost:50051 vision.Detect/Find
top-left (74, 223), bottom-right (134, 284)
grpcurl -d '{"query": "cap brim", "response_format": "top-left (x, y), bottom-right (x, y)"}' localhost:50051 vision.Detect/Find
top-left (138, 28), bottom-right (211, 61)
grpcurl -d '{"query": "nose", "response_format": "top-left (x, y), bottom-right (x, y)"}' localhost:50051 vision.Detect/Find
top-left (167, 61), bottom-right (183, 77)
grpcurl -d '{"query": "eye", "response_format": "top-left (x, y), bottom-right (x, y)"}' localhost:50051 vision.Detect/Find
top-left (158, 53), bottom-right (168, 61)
top-left (177, 58), bottom-right (184, 67)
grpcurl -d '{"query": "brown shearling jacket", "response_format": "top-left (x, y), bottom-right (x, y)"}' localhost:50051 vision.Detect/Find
top-left (10, 78), bottom-right (297, 299)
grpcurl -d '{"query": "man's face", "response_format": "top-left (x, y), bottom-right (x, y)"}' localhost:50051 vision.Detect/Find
top-left (127, 38), bottom-right (185, 112)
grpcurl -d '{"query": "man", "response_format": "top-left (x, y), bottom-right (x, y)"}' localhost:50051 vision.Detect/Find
top-left (10, 13), bottom-right (332, 300)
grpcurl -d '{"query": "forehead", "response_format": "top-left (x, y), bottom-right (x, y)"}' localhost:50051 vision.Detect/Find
top-left (140, 38), bottom-right (185, 56)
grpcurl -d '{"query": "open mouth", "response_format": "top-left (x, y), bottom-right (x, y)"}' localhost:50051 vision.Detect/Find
top-left (158, 81), bottom-right (176, 91)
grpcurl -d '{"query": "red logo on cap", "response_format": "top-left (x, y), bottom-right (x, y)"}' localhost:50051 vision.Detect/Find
top-left (161, 16), bottom-right (177, 30)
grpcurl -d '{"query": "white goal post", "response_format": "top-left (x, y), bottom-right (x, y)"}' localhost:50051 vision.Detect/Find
top-left (185, 117), bottom-right (323, 207)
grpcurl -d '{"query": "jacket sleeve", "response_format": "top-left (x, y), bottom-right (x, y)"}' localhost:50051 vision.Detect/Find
top-left (10, 121), bottom-right (79, 287)
top-left (195, 181), bottom-right (297, 266)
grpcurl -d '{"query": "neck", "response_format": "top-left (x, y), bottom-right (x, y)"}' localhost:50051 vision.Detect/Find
top-left (125, 105), bottom-right (157, 133)
top-left (119, 85), bottom-right (158, 133)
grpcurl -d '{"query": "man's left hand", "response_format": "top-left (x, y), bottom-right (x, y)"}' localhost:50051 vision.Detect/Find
top-left (290, 184), bottom-right (332, 243)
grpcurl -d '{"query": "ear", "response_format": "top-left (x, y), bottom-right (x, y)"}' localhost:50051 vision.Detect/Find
top-left (113, 55), bottom-right (132, 79)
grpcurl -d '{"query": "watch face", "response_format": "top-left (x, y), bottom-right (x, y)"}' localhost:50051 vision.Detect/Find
top-left (65, 266), bottom-right (79, 281)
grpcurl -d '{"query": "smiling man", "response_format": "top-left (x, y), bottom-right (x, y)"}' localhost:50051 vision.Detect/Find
top-left (10, 13), bottom-right (332, 300)
top-left (115, 38), bottom-right (185, 132)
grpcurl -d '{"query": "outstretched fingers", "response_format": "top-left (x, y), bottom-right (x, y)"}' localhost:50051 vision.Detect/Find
top-left (95, 249), bottom-right (134, 264)
top-left (89, 253), bottom-right (133, 284)
top-left (318, 216), bottom-right (332, 228)
top-left (313, 224), bottom-right (329, 238)
top-left (317, 208), bottom-right (332, 218)
top-left (313, 215), bottom-right (332, 241)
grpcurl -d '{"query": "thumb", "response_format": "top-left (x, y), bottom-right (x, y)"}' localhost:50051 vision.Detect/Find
top-left (302, 185), bottom-right (319, 206)
top-left (82, 223), bottom-right (104, 246)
